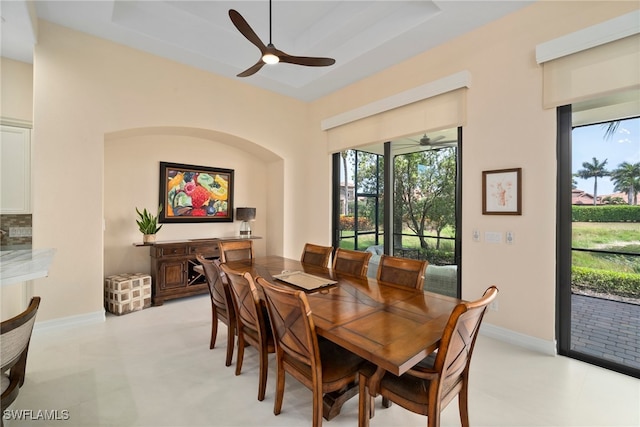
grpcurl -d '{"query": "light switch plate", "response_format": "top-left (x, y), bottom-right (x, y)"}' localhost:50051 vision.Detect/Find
top-left (484, 231), bottom-right (502, 244)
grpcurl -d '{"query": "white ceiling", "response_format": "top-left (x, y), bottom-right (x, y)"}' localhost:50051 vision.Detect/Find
top-left (1, 0), bottom-right (534, 102)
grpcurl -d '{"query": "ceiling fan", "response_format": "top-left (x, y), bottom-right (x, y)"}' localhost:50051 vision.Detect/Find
top-left (394, 134), bottom-right (457, 150)
top-left (229, 1), bottom-right (336, 77)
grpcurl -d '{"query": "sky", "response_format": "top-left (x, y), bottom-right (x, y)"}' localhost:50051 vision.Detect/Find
top-left (573, 117), bottom-right (640, 196)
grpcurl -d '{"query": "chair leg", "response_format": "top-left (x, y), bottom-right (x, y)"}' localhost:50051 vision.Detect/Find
top-left (313, 381), bottom-right (323, 427)
top-left (273, 358), bottom-right (285, 415)
top-left (382, 396), bottom-right (391, 408)
top-left (257, 346), bottom-right (268, 401)
top-left (225, 322), bottom-right (235, 367)
top-left (459, 385), bottom-right (470, 427)
top-left (235, 332), bottom-right (245, 376)
top-left (427, 402), bottom-right (441, 427)
top-left (210, 307), bottom-right (218, 349)
top-left (358, 372), bottom-right (370, 427)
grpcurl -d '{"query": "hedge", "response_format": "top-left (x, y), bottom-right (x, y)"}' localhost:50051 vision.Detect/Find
top-left (339, 215), bottom-right (373, 231)
top-left (572, 205), bottom-right (640, 222)
top-left (572, 266), bottom-right (640, 298)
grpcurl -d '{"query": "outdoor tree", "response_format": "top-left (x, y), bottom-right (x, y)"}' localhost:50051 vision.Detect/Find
top-left (575, 157), bottom-right (609, 205)
top-left (394, 148), bottom-right (456, 249)
top-left (610, 161), bottom-right (640, 205)
top-left (340, 150), bottom-right (355, 215)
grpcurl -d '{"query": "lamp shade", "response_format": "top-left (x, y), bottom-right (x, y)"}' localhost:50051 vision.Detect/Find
top-left (236, 207), bottom-right (256, 221)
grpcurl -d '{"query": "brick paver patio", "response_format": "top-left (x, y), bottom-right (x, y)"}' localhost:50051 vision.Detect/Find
top-left (571, 293), bottom-right (640, 370)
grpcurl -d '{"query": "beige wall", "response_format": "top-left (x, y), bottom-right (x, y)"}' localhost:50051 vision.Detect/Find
top-left (32, 21), bottom-right (308, 321)
top-left (309, 1), bottom-right (639, 342)
top-left (11, 1), bottom-right (635, 344)
top-left (0, 57), bottom-right (33, 122)
top-left (104, 130), bottom-right (270, 278)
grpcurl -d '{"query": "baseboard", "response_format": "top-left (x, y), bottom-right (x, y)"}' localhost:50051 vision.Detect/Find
top-left (33, 310), bottom-right (105, 333)
top-left (480, 322), bottom-right (557, 356)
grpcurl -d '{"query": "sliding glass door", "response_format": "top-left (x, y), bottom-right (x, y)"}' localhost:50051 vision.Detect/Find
top-left (557, 104), bottom-right (640, 378)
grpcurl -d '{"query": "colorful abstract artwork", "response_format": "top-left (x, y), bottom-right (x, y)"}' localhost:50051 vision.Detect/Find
top-left (159, 162), bottom-right (234, 223)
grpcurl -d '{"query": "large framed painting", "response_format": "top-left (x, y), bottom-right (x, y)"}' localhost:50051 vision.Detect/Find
top-left (159, 162), bottom-right (234, 223)
top-left (482, 168), bottom-right (522, 215)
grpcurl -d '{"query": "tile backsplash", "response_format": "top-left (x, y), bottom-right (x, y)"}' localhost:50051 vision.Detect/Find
top-left (0, 214), bottom-right (32, 248)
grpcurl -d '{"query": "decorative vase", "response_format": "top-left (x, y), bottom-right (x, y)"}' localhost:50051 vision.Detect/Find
top-left (143, 234), bottom-right (156, 244)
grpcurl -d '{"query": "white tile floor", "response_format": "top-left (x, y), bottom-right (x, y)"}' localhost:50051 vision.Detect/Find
top-left (6, 295), bottom-right (640, 427)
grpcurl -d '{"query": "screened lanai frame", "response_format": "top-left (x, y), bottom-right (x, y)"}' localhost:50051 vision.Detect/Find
top-left (331, 127), bottom-right (462, 297)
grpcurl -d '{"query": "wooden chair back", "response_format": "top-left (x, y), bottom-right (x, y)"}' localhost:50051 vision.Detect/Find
top-left (1, 296), bottom-right (41, 412)
top-left (257, 276), bottom-right (365, 427)
top-left (195, 254), bottom-right (236, 365)
top-left (220, 264), bottom-right (274, 401)
top-left (218, 240), bottom-right (254, 263)
top-left (332, 248), bottom-right (372, 277)
top-left (300, 243), bottom-right (333, 268)
top-left (359, 286), bottom-right (498, 427)
top-left (376, 255), bottom-right (428, 290)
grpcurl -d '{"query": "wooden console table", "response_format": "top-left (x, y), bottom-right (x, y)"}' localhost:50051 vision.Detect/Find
top-left (134, 237), bottom-right (261, 306)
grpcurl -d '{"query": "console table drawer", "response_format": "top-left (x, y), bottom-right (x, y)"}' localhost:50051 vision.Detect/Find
top-left (158, 246), bottom-right (187, 256)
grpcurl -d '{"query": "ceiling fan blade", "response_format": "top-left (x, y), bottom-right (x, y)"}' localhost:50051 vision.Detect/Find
top-left (237, 60), bottom-right (266, 77)
top-left (279, 52), bottom-right (336, 67)
top-left (229, 9), bottom-right (266, 54)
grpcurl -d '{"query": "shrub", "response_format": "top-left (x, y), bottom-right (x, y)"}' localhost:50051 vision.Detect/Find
top-left (339, 215), bottom-right (373, 231)
top-left (571, 266), bottom-right (640, 298)
top-left (572, 205), bottom-right (640, 222)
top-left (421, 247), bottom-right (455, 265)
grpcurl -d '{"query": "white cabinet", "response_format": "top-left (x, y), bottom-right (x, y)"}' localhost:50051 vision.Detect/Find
top-left (0, 125), bottom-right (31, 214)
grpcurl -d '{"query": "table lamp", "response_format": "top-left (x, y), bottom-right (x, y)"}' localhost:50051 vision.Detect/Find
top-left (236, 207), bottom-right (256, 236)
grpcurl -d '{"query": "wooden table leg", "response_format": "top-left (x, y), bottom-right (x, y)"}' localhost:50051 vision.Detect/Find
top-left (322, 381), bottom-right (359, 420)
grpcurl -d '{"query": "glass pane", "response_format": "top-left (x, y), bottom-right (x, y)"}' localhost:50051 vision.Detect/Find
top-left (570, 116), bottom-right (640, 374)
top-left (356, 197), bottom-right (377, 232)
top-left (356, 151), bottom-right (381, 194)
top-left (393, 145), bottom-right (457, 264)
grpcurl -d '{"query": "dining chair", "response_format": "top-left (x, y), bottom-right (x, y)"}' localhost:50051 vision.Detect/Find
top-left (376, 254), bottom-right (428, 290)
top-left (358, 286), bottom-right (499, 427)
top-left (257, 276), bottom-right (367, 427)
top-left (1, 296), bottom-right (41, 424)
top-left (300, 243), bottom-right (333, 268)
top-left (332, 248), bottom-right (372, 278)
top-left (195, 254), bottom-right (236, 366)
top-left (220, 264), bottom-right (275, 401)
top-left (218, 240), bottom-right (254, 263)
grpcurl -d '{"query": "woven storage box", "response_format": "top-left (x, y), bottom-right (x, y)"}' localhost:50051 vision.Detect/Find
top-left (105, 273), bottom-right (152, 315)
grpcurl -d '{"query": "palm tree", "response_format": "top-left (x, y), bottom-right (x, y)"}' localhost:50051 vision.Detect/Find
top-left (610, 161), bottom-right (640, 205)
top-left (575, 157), bottom-right (610, 205)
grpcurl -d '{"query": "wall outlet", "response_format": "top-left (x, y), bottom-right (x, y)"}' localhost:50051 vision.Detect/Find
top-left (506, 231), bottom-right (514, 244)
top-left (489, 299), bottom-right (499, 311)
top-left (472, 229), bottom-right (480, 242)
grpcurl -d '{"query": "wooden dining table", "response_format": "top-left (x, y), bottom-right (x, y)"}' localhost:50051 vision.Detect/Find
top-left (224, 255), bottom-right (463, 420)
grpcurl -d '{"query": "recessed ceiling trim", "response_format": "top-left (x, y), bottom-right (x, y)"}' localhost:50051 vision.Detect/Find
top-left (320, 70), bottom-right (471, 131)
top-left (536, 10), bottom-right (640, 64)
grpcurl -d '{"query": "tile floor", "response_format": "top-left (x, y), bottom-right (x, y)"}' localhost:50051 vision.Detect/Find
top-left (6, 295), bottom-right (640, 427)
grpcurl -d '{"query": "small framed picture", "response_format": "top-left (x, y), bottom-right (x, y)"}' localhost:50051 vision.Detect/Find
top-left (482, 168), bottom-right (522, 215)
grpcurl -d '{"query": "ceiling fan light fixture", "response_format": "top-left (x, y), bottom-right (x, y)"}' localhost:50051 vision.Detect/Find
top-left (262, 53), bottom-right (279, 64)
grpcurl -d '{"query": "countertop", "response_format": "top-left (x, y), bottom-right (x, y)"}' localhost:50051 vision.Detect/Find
top-left (0, 248), bottom-right (56, 286)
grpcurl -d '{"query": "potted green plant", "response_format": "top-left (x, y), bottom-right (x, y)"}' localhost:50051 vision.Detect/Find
top-left (136, 204), bottom-right (163, 243)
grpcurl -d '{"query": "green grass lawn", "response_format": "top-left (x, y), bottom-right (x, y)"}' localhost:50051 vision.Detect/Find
top-left (572, 222), bottom-right (640, 274)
